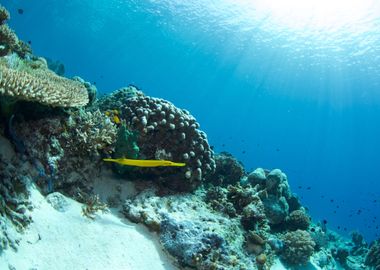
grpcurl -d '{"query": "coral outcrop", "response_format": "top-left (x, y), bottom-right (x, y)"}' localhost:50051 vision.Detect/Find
top-left (207, 151), bottom-right (245, 186)
top-left (280, 230), bottom-right (316, 266)
top-left (0, 155), bottom-right (32, 252)
top-left (0, 5), bottom-right (31, 57)
top-left (123, 189), bottom-right (255, 269)
top-left (0, 6), bottom-right (10, 24)
top-left (14, 109), bottom-right (117, 196)
top-left (365, 239), bottom-right (380, 269)
top-left (99, 86), bottom-right (216, 192)
top-left (286, 209), bottom-right (311, 230)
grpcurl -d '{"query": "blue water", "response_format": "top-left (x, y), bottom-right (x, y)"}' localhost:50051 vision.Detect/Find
top-left (3, 0), bottom-right (380, 241)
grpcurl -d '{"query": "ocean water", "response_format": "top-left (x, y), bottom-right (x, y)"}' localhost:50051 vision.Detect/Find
top-left (3, 0), bottom-right (380, 241)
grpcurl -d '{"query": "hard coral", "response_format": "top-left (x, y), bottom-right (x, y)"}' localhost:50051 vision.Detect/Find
top-left (0, 156), bottom-right (32, 252)
top-left (365, 239), bottom-right (380, 269)
top-left (0, 59), bottom-right (89, 107)
top-left (0, 5), bottom-right (10, 24)
top-left (0, 6), bottom-right (31, 57)
top-left (207, 151), bottom-right (245, 186)
top-left (286, 209), bottom-right (311, 231)
top-left (0, 24), bottom-right (18, 56)
top-left (123, 189), bottom-right (255, 269)
top-left (280, 230), bottom-right (315, 266)
top-left (101, 89), bottom-right (215, 192)
top-left (14, 109), bottom-right (117, 196)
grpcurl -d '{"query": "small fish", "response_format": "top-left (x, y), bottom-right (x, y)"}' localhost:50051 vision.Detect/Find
top-left (103, 158), bottom-right (186, 167)
top-left (18, 8), bottom-right (24, 14)
top-left (113, 115), bottom-right (121, 124)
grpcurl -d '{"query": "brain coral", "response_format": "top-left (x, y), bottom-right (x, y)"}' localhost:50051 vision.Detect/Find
top-left (100, 87), bottom-right (216, 192)
top-left (0, 60), bottom-right (89, 107)
top-left (280, 230), bottom-right (316, 266)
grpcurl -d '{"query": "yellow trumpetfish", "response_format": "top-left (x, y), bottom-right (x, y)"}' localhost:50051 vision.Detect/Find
top-left (103, 158), bottom-right (186, 167)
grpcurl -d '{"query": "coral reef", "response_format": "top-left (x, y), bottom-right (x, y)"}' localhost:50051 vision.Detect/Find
top-left (123, 189), bottom-right (255, 269)
top-left (285, 209), bottom-right (311, 230)
top-left (0, 156), bottom-right (32, 252)
top-left (13, 109), bottom-right (117, 196)
top-left (207, 151), bottom-right (245, 186)
top-left (0, 12), bottom-right (376, 267)
top-left (0, 5), bottom-right (31, 58)
top-left (0, 55), bottom-right (89, 107)
top-left (99, 87), bottom-right (215, 192)
top-left (365, 239), bottom-right (380, 269)
top-left (0, 5), bottom-right (10, 25)
top-left (280, 230), bottom-right (316, 266)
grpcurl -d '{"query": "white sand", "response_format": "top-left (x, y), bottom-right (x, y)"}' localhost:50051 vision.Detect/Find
top-left (0, 185), bottom-right (178, 270)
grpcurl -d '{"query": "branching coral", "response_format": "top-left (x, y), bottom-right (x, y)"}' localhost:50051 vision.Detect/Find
top-left (80, 194), bottom-right (109, 220)
top-left (0, 5), bottom-right (31, 57)
top-left (0, 5), bottom-right (10, 24)
top-left (14, 109), bottom-right (117, 196)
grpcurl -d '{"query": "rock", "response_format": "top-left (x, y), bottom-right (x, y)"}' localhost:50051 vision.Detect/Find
top-left (46, 192), bottom-right (70, 212)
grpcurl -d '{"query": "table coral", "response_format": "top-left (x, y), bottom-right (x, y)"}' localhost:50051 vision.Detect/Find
top-left (0, 56), bottom-right (89, 107)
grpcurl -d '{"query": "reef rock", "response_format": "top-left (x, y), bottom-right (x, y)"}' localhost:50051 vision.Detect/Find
top-left (123, 189), bottom-right (255, 269)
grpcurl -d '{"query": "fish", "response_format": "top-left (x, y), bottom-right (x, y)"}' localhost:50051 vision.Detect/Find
top-left (103, 158), bottom-right (186, 167)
